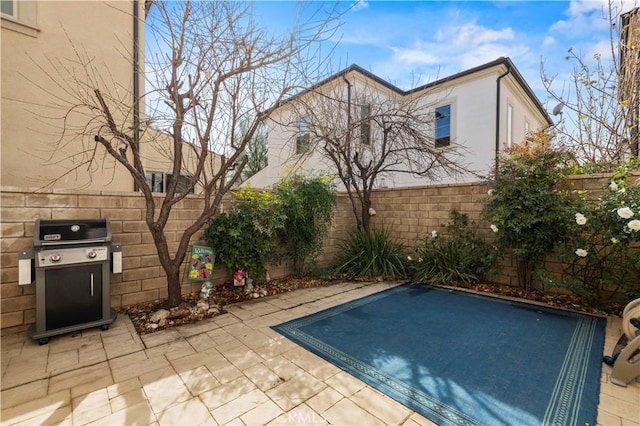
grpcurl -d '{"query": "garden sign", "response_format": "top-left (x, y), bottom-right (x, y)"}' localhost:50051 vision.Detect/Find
top-left (188, 246), bottom-right (215, 281)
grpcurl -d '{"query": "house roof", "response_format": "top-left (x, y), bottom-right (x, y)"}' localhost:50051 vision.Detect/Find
top-left (282, 57), bottom-right (552, 125)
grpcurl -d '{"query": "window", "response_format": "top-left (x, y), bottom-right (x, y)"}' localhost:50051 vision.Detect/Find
top-left (1, 0), bottom-right (14, 17)
top-left (360, 103), bottom-right (371, 145)
top-left (1, 0), bottom-right (39, 37)
top-left (525, 120), bottom-right (530, 136)
top-left (146, 172), bottom-right (165, 192)
top-left (434, 104), bottom-right (451, 147)
top-left (145, 172), bottom-right (194, 193)
top-left (507, 104), bottom-right (513, 147)
top-left (296, 116), bottom-right (310, 154)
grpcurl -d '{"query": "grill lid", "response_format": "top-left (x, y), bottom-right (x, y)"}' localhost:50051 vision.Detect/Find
top-left (34, 219), bottom-right (111, 246)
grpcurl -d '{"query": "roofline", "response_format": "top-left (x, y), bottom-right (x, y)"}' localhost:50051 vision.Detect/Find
top-left (278, 64), bottom-right (404, 107)
top-left (279, 57), bottom-right (552, 125)
top-left (408, 57), bottom-right (552, 125)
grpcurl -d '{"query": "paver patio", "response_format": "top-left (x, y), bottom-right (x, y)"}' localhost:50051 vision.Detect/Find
top-left (1, 281), bottom-right (638, 425)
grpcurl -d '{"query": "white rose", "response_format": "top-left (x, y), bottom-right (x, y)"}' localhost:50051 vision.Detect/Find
top-left (575, 248), bottom-right (588, 257)
top-left (487, 189), bottom-right (495, 196)
top-left (490, 224), bottom-right (499, 233)
top-left (617, 207), bottom-right (634, 219)
top-left (610, 237), bottom-right (619, 244)
top-left (628, 220), bottom-right (640, 232)
top-left (609, 181), bottom-right (618, 191)
top-left (431, 230), bottom-right (438, 238)
top-left (575, 213), bottom-right (587, 226)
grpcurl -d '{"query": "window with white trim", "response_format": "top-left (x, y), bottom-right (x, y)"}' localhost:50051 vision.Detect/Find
top-left (296, 116), bottom-right (310, 154)
top-left (1, 0), bottom-right (15, 17)
top-left (507, 104), bottom-right (513, 147)
top-left (360, 102), bottom-right (371, 145)
top-left (434, 104), bottom-right (451, 147)
top-left (1, 0), bottom-right (39, 37)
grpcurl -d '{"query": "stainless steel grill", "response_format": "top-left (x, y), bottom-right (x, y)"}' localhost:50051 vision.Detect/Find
top-left (21, 219), bottom-right (121, 344)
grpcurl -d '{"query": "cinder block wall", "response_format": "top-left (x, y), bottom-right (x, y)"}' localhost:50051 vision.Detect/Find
top-left (0, 188), bottom-right (355, 330)
top-left (369, 182), bottom-right (489, 244)
top-left (367, 173), bottom-right (639, 287)
top-left (1, 173), bottom-right (635, 330)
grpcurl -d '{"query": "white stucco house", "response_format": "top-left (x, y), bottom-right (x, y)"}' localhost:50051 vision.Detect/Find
top-left (248, 57), bottom-right (552, 189)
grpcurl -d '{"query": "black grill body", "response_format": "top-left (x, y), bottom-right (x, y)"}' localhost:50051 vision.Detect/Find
top-left (28, 219), bottom-right (119, 344)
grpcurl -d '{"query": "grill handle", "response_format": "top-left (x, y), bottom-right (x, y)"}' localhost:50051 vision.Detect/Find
top-left (90, 274), bottom-right (94, 297)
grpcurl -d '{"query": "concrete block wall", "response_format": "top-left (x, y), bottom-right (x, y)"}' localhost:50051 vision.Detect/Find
top-left (368, 172), bottom-right (639, 287)
top-left (0, 188), bottom-right (215, 330)
top-left (0, 188), bottom-right (356, 330)
top-left (1, 172), bottom-right (635, 330)
top-left (369, 182), bottom-right (490, 246)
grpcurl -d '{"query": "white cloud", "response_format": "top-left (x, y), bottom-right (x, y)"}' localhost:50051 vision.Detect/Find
top-left (374, 20), bottom-right (532, 90)
top-left (549, 0), bottom-right (619, 36)
top-left (449, 23), bottom-right (515, 45)
top-left (390, 22), bottom-right (523, 70)
top-left (543, 36), bottom-right (556, 48)
top-left (351, 0), bottom-right (369, 12)
top-left (391, 45), bottom-right (439, 66)
top-left (586, 39), bottom-right (615, 58)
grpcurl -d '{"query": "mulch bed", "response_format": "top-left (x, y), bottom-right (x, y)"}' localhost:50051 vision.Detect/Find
top-left (121, 276), bottom-right (333, 335)
top-left (121, 277), bottom-right (625, 336)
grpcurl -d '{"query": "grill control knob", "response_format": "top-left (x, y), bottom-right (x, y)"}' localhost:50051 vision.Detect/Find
top-left (87, 250), bottom-right (97, 259)
top-left (50, 254), bottom-right (61, 262)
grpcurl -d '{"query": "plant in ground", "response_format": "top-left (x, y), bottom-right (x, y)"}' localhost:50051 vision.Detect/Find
top-left (482, 131), bottom-right (577, 291)
top-left (334, 226), bottom-right (409, 280)
top-left (204, 186), bottom-right (285, 281)
top-left (412, 211), bottom-right (498, 285)
top-left (273, 174), bottom-right (336, 276)
top-left (542, 164), bottom-right (640, 303)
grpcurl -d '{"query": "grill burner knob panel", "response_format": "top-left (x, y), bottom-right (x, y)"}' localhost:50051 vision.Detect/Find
top-left (36, 246), bottom-right (109, 267)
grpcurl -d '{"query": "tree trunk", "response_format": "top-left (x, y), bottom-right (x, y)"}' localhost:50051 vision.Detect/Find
top-left (518, 258), bottom-right (534, 291)
top-left (361, 206), bottom-right (370, 231)
top-left (166, 266), bottom-right (182, 307)
top-left (151, 228), bottom-right (184, 308)
top-left (361, 192), bottom-right (372, 231)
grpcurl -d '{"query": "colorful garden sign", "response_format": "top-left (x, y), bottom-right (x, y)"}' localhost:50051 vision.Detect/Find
top-left (188, 246), bottom-right (215, 281)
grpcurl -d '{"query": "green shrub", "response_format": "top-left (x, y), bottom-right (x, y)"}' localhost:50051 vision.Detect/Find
top-left (204, 186), bottom-right (285, 281)
top-left (482, 131), bottom-right (577, 290)
top-left (334, 226), bottom-right (409, 280)
top-left (412, 211), bottom-right (498, 285)
top-left (542, 165), bottom-right (640, 303)
top-left (273, 174), bottom-right (336, 276)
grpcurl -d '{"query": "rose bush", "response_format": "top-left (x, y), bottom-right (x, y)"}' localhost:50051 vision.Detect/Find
top-left (483, 131), bottom-right (576, 290)
top-left (543, 164), bottom-right (640, 303)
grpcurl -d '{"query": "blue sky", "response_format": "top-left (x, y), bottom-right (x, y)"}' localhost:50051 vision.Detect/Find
top-left (252, 0), bottom-right (637, 111)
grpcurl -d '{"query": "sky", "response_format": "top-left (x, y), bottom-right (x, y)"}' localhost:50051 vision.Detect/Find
top-left (251, 0), bottom-right (638, 113)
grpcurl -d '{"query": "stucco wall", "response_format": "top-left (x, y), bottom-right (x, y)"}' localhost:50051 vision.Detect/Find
top-left (250, 62), bottom-right (550, 190)
top-left (1, 1), bottom-right (144, 191)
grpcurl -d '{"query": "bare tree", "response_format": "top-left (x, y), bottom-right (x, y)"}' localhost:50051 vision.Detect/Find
top-left (285, 71), bottom-right (468, 230)
top-left (541, 1), bottom-right (639, 168)
top-left (36, 1), bottom-right (342, 307)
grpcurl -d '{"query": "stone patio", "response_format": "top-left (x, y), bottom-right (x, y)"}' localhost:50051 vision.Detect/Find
top-left (1, 281), bottom-right (638, 425)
